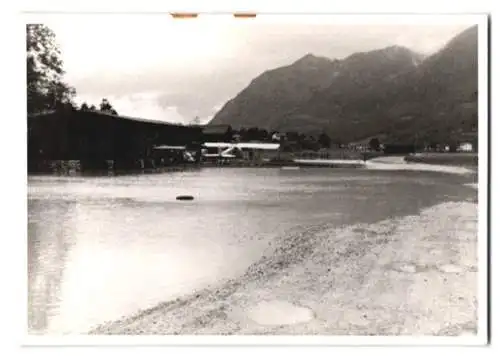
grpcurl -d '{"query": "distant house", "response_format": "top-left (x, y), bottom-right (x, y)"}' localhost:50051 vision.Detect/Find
top-left (458, 142), bottom-right (474, 152)
top-left (457, 132), bottom-right (478, 152)
top-left (271, 132), bottom-right (286, 142)
top-left (347, 142), bottom-right (369, 152)
top-left (202, 124), bottom-right (233, 143)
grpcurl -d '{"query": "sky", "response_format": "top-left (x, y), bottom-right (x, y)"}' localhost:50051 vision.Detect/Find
top-left (42, 15), bottom-right (476, 125)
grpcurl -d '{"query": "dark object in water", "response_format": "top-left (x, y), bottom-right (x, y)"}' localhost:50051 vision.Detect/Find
top-left (176, 195), bottom-right (194, 201)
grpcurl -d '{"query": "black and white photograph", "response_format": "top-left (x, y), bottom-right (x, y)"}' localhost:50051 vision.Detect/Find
top-left (23, 10), bottom-right (488, 345)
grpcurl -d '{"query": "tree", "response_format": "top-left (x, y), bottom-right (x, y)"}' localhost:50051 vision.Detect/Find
top-left (246, 127), bottom-right (260, 141)
top-left (258, 128), bottom-right (268, 141)
top-left (303, 135), bottom-right (320, 151)
top-left (89, 105), bottom-right (97, 111)
top-left (369, 137), bottom-right (381, 151)
top-left (318, 132), bottom-right (331, 149)
top-left (191, 116), bottom-right (201, 126)
top-left (80, 102), bottom-right (90, 111)
top-left (99, 98), bottom-right (118, 115)
top-left (239, 127), bottom-right (248, 141)
top-left (286, 131), bottom-right (299, 142)
top-left (223, 125), bottom-right (233, 142)
top-left (27, 24), bottom-right (75, 114)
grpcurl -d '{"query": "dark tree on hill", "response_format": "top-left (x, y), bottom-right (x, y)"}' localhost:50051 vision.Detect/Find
top-left (238, 127), bottom-right (248, 140)
top-left (318, 132), bottom-right (331, 148)
top-left (448, 137), bottom-right (459, 153)
top-left (308, 135), bottom-right (320, 151)
top-left (286, 132), bottom-right (299, 142)
top-left (89, 105), bottom-right (97, 111)
top-left (246, 127), bottom-right (261, 141)
top-left (258, 128), bottom-right (269, 141)
top-left (80, 102), bottom-right (90, 111)
top-left (27, 24), bottom-right (76, 114)
top-left (99, 98), bottom-right (118, 115)
top-left (369, 137), bottom-right (381, 151)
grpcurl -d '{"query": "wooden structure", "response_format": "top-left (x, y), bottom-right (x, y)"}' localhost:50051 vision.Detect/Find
top-left (28, 108), bottom-right (203, 172)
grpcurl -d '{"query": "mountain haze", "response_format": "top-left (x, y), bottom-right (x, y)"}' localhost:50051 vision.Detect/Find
top-left (210, 26), bottom-right (478, 144)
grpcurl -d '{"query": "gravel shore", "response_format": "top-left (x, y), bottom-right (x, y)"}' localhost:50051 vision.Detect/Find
top-left (91, 200), bottom-right (478, 336)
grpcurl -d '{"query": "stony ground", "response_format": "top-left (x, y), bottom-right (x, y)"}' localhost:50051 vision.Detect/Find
top-left (92, 199), bottom-right (478, 336)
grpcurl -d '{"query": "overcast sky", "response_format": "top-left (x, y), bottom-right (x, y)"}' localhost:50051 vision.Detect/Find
top-left (43, 15), bottom-right (475, 124)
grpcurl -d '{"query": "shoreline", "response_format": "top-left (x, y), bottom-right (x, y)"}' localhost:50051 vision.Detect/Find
top-left (27, 156), bottom-right (478, 178)
top-left (365, 156), bottom-right (477, 175)
top-left (405, 153), bottom-right (478, 167)
top-left (91, 198), bottom-right (478, 336)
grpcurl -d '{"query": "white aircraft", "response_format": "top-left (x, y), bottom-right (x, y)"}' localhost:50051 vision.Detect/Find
top-left (204, 142), bottom-right (280, 150)
top-left (202, 153), bottom-right (236, 158)
top-left (202, 142), bottom-right (280, 159)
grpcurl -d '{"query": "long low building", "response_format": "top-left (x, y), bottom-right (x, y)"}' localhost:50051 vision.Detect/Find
top-left (28, 108), bottom-right (203, 171)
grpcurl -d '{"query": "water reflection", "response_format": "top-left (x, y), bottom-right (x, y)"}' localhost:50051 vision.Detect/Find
top-left (28, 199), bottom-right (76, 333)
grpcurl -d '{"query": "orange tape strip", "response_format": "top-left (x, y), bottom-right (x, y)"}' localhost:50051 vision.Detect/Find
top-left (170, 13), bottom-right (257, 19)
top-left (233, 13), bottom-right (257, 18)
top-left (170, 13), bottom-right (199, 19)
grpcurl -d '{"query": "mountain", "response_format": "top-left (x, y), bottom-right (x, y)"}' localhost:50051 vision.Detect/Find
top-left (277, 45), bottom-right (424, 140)
top-left (210, 25), bottom-right (478, 144)
top-left (368, 25), bottom-right (478, 143)
top-left (397, 25), bottom-right (478, 142)
top-left (210, 53), bottom-right (340, 129)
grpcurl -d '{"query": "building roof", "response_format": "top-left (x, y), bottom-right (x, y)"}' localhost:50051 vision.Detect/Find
top-left (89, 110), bottom-right (187, 127)
top-left (29, 109), bottom-right (201, 129)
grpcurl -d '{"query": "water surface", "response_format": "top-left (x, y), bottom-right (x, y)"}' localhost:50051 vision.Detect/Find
top-left (27, 167), bottom-right (476, 334)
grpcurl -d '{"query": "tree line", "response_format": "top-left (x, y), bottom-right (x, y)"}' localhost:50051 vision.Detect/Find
top-left (223, 127), bottom-right (336, 151)
top-left (79, 98), bottom-right (118, 115)
top-left (225, 127), bottom-right (384, 151)
top-left (27, 24), bottom-right (118, 116)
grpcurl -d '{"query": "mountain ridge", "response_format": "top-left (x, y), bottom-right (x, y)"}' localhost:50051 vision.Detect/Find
top-left (210, 25), bottom-right (478, 144)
